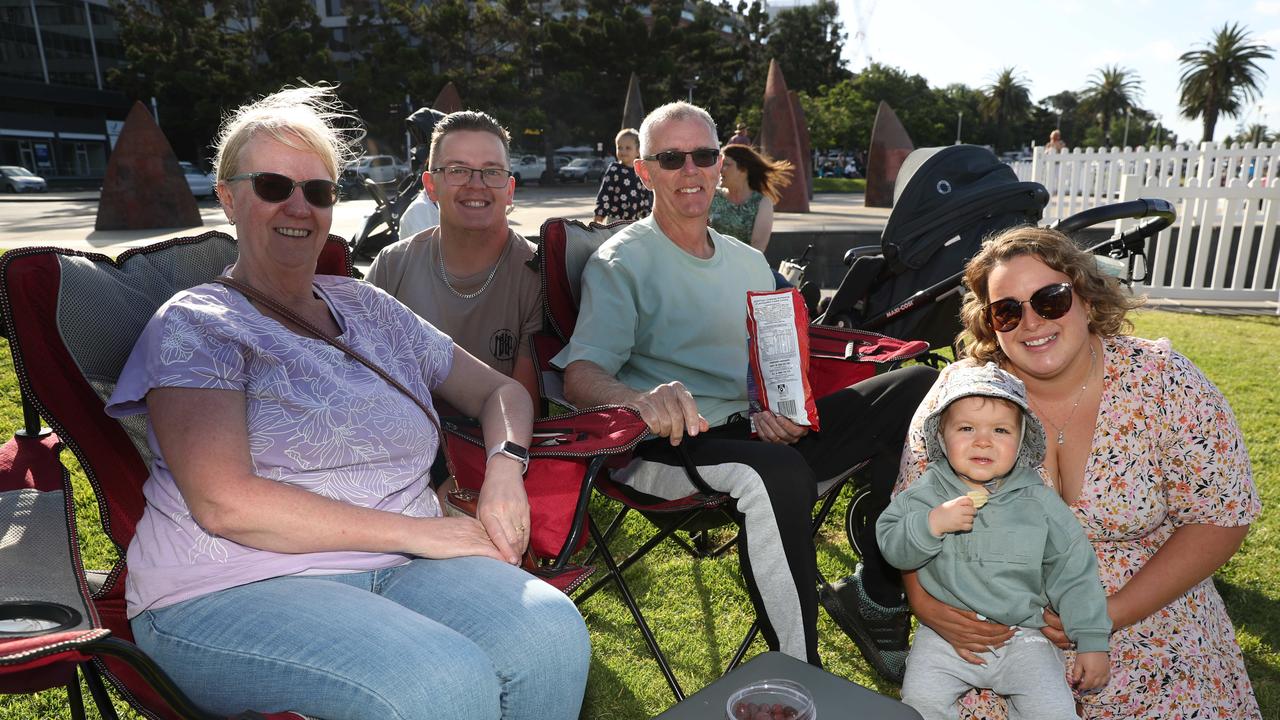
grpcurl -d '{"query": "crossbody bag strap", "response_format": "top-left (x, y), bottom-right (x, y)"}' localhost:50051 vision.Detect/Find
top-left (213, 275), bottom-right (452, 474)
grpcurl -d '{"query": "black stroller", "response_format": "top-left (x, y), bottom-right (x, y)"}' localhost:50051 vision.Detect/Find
top-left (823, 144), bottom-right (1174, 554)
top-left (349, 107), bottom-right (447, 260)
top-left (817, 145), bottom-right (1173, 354)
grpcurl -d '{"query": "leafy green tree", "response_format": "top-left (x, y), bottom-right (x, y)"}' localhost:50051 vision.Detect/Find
top-left (1080, 64), bottom-right (1142, 147)
top-left (767, 0), bottom-right (850, 95)
top-left (1178, 22), bottom-right (1274, 143)
top-left (107, 0), bottom-right (254, 165)
top-left (245, 0), bottom-right (338, 95)
top-left (980, 67), bottom-right (1032, 151)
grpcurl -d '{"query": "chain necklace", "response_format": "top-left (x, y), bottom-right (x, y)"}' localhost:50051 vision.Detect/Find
top-left (437, 232), bottom-right (509, 300)
top-left (1031, 343), bottom-right (1097, 445)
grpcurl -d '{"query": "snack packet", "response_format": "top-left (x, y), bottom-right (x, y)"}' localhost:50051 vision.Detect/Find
top-left (746, 288), bottom-right (820, 432)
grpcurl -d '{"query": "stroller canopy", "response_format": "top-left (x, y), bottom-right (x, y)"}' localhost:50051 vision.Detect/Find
top-left (882, 145), bottom-right (1047, 272)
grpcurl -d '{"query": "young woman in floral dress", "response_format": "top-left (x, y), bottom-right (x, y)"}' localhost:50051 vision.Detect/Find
top-left (896, 226), bottom-right (1260, 719)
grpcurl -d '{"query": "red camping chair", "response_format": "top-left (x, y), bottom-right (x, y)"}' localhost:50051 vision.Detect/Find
top-left (439, 404), bottom-right (649, 594)
top-left (0, 231), bottom-right (352, 720)
top-left (535, 218), bottom-right (929, 700)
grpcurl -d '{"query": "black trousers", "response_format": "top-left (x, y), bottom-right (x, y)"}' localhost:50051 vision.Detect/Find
top-left (622, 364), bottom-right (937, 665)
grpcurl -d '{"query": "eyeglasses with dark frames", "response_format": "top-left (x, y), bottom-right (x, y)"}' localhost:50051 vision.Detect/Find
top-left (643, 148), bottom-right (720, 171)
top-left (984, 282), bottom-right (1075, 333)
top-left (225, 172), bottom-right (340, 208)
top-left (430, 165), bottom-right (513, 188)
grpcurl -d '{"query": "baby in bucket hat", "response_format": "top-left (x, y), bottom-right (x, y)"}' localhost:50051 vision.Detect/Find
top-left (876, 362), bottom-right (1110, 719)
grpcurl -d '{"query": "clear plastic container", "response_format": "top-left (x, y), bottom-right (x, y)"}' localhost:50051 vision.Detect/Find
top-left (725, 677), bottom-right (816, 720)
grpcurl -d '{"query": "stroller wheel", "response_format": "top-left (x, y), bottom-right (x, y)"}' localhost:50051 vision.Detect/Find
top-left (844, 487), bottom-right (874, 558)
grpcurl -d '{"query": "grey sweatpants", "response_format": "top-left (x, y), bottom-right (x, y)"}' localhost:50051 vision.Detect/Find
top-left (901, 624), bottom-right (1078, 720)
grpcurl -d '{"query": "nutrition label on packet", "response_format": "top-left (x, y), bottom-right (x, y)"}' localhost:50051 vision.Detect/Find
top-left (746, 290), bottom-right (818, 429)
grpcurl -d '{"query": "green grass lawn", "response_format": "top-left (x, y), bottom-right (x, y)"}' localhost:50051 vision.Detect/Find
top-left (813, 177), bottom-right (866, 193)
top-left (2, 309), bottom-right (1277, 718)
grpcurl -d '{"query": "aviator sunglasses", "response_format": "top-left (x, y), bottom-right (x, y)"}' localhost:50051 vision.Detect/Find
top-left (226, 172), bottom-right (340, 208)
top-left (643, 148), bottom-right (720, 170)
top-left (984, 282), bottom-right (1074, 332)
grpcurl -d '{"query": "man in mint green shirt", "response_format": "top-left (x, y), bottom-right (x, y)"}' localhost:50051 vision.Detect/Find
top-left (553, 101), bottom-right (936, 667)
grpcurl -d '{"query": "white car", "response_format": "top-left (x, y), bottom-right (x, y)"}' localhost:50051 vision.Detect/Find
top-left (179, 162), bottom-right (214, 198)
top-left (348, 155), bottom-right (401, 184)
top-left (510, 154), bottom-right (571, 185)
top-left (557, 157), bottom-right (609, 183)
top-left (0, 166), bottom-right (47, 193)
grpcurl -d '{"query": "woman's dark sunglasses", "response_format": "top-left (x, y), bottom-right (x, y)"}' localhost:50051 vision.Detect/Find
top-left (643, 148), bottom-right (720, 170)
top-left (226, 172), bottom-right (340, 208)
top-left (984, 282), bottom-right (1074, 332)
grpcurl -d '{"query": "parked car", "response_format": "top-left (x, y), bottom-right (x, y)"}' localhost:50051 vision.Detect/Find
top-left (348, 155), bottom-right (401, 184)
top-left (179, 161), bottom-right (215, 198)
top-left (510, 154), bottom-right (572, 185)
top-left (0, 166), bottom-right (47, 193)
top-left (557, 157), bottom-right (608, 183)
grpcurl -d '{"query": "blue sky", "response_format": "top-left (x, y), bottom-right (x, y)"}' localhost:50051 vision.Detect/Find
top-left (833, 0), bottom-right (1280, 146)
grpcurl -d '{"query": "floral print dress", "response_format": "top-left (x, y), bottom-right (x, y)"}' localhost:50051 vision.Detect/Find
top-left (896, 335), bottom-right (1261, 719)
top-left (708, 190), bottom-right (763, 246)
top-left (593, 161), bottom-right (652, 222)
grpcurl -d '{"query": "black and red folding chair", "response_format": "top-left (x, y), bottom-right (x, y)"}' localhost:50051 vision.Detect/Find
top-left (0, 231), bottom-right (352, 719)
top-left (535, 218), bottom-right (930, 700)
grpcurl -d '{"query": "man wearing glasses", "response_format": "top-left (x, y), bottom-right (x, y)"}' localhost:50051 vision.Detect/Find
top-left (554, 102), bottom-right (935, 673)
top-left (368, 111), bottom-right (541, 405)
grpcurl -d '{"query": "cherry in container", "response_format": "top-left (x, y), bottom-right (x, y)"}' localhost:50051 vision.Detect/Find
top-left (725, 678), bottom-right (815, 720)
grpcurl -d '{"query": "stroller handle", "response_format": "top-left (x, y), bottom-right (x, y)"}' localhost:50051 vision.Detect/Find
top-left (1050, 198), bottom-right (1175, 236)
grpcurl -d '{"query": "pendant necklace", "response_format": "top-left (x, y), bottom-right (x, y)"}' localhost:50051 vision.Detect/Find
top-left (438, 232), bottom-right (509, 300)
top-left (1033, 343), bottom-right (1097, 445)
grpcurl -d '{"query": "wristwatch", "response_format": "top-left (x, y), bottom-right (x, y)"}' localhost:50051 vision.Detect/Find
top-left (487, 440), bottom-right (530, 475)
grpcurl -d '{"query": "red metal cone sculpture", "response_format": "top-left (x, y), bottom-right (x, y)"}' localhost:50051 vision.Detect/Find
top-left (95, 101), bottom-right (202, 231)
top-left (865, 101), bottom-right (914, 208)
top-left (790, 90), bottom-right (814, 200)
top-left (434, 82), bottom-right (463, 114)
top-left (622, 73), bottom-right (644, 130)
top-left (759, 60), bottom-right (808, 212)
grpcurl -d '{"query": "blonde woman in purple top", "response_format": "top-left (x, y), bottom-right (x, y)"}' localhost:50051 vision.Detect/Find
top-left (105, 85), bottom-right (590, 719)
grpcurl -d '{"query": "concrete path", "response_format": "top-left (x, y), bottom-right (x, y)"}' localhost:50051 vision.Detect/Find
top-left (0, 184), bottom-right (889, 257)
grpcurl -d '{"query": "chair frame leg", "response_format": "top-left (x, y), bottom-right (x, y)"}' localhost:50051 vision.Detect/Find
top-left (575, 505), bottom-right (712, 604)
top-left (585, 516), bottom-right (686, 701)
top-left (81, 661), bottom-right (120, 720)
top-left (67, 670), bottom-right (86, 720)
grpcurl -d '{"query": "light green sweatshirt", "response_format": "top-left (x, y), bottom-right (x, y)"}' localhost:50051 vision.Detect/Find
top-left (876, 461), bottom-right (1111, 653)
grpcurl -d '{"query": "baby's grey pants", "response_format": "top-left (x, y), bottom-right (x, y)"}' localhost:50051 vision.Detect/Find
top-left (901, 624), bottom-right (1077, 720)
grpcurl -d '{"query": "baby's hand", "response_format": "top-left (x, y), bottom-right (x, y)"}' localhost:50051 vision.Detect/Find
top-left (1070, 651), bottom-right (1110, 692)
top-left (928, 496), bottom-right (976, 536)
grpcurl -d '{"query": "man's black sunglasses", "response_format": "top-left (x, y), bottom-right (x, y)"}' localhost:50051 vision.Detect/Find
top-left (984, 282), bottom-right (1074, 332)
top-left (226, 172), bottom-right (340, 208)
top-left (643, 148), bottom-right (720, 171)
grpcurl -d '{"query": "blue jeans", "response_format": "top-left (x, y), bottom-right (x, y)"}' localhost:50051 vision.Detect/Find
top-left (131, 557), bottom-right (591, 719)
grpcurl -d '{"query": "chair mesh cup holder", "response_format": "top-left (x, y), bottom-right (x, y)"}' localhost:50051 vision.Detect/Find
top-left (0, 600), bottom-right (83, 637)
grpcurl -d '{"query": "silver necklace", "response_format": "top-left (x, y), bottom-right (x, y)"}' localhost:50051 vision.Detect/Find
top-left (438, 233), bottom-right (509, 300)
top-left (1032, 343), bottom-right (1097, 445)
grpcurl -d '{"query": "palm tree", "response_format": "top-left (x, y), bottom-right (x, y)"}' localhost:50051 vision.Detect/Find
top-left (1080, 65), bottom-right (1143, 147)
top-left (980, 67), bottom-right (1032, 151)
top-left (1179, 23), bottom-right (1274, 143)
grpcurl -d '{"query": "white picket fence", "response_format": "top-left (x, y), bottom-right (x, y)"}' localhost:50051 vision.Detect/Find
top-left (1027, 141), bottom-right (1280, 222)
top-left (1005, 143), bottom-right (1280, 311)
top-left (1116, 174), bottom-right (1279, 309)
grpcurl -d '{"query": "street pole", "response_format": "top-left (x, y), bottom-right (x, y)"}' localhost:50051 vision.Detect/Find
top-left (404, 93), bottom-right (412, 165)
top-left (1122, 109), bottom-right (1131, 148)
top-left (955, 111), bottom-right (963, 145)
